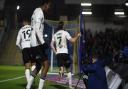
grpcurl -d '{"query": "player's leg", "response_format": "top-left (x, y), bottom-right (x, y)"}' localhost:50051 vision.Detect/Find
top-left (57, 54), bottom-right (65, 77)
top-left (30, 59), bottom-right (36, 86)
top-left (30, 48), bottom-right (36, 71)
top-left (38, 67), bottom-right (42, 75)
top-left (31, 59), bottom-right (36, 71)
top-left (22, 48), bottom-right (31, 83)
top-left (31, 44), bottom-right (49, 89)
top-left (24, 62), bottom-right (31, 83)
top-left (66, 69), bottom-right (72, 89)
top-left (65, 54), bottom-right (72, 89)
top-left (38, 57), bottom-right (49, 89)
top-left (26, 46), bottom-right (41, 89)
top-left (38, 44), bottom-right (48, 75)
top-left (26, 61), bottom-right (41, 89)
top-left (59, 66), bottom-right (64, 77)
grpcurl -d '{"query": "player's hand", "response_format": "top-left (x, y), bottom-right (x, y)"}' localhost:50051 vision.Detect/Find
top-left (77, 32), bottom-right (81, 37)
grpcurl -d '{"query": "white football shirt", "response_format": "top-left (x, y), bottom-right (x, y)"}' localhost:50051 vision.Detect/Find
top-left (52, 30), bottom-right (72, 54)
top-left (16, 25), bottom-right (31, 49)
top-left (31, 8), bottom-right (45, 47)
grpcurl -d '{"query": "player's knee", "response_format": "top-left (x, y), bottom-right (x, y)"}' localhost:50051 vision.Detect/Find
top-left (25, 66), bottom-right (30, 69)
top-left (25, 63), bottom-right (31, 69)
top-left (43, 60), bottom-right (50, 67)
top-left (65, 59), bottom-right (71, 68)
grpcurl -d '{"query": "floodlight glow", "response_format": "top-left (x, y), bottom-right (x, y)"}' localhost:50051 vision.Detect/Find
top-left (81, 3), bottom-right (92, 6)
top-left (114, 12), bottom-right (124, 15)
top-left (118, 15), bottom-right (126, 18)
top-left (125, 3), bottom-right (128, 6)
top-left (82, 11), bottom-right (92, 15)
top-left (44, 34), bottom-right (48, 37)
top-left (17, 5), bottom-right (20, 10)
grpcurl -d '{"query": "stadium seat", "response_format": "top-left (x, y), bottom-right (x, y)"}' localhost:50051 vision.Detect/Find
top-left (105, 66), bottom-right (122, 89)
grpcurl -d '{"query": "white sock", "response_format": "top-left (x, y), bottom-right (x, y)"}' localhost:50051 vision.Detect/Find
top-left (39, 69), bottom-right (42, 75)
top-left (67, 72), bottom-right (72, 88)
top-left (31, 65), bottom-right (36, 71)
top-left (25, 69), bottom-right (30, 83)
top-left (26, 76), bottom-right (34, 89)
top-left (38, 78), bottom-right (45, 89)
top-left (59, 71), bottom-right (63, 77)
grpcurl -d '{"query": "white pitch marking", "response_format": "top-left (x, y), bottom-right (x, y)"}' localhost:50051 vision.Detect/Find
top-left (0, 76), bottom-right (25, 83)
top-left (0, 72), bottom-right (73, 83)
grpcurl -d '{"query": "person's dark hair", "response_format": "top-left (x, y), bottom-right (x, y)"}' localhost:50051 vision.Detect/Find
top-left (41, 0), bottom-right (52, 5)
top-left (91, 46), bottom-right (102, 59)
top-left (57, 21), bottom-right (64, 31)
top-left (22, 18), bottom-right (30, 26)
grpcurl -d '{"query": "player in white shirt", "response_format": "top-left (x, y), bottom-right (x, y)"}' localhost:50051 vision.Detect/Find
top-left (50, 21), bottom-right (81, 89)
top-left (26, 0), bottom-right (51, 89)
top-left (16, 19), bottom-right (36, 84)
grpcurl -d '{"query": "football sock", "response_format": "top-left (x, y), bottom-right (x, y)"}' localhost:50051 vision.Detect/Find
top-left (67, 72), bottom-right (72, 88)
top-left (26, 75), bottom-right (34, 89)
top-left (25, 69), bottom-right (30, 83)
top-left (39, 69), bottom-right (42, 75)
top-left (31, 65), bottom-right (36, 71)
top-left (38, 78), bottom-right (45, 89)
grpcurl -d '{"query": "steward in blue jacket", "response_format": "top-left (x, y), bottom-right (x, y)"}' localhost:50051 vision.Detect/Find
top-left (82, 49), bottom-right (108, 89)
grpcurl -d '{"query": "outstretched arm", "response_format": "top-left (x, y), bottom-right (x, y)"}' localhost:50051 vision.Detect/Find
top-left (82, 64), bottom-right (97, 73)
top-left (69, 32), bottom-right (81, 43)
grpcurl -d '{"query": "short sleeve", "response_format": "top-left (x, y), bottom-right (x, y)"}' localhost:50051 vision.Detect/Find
top-left (33, 8), bottom-right (44, 23)
top-left (65, 31), bottom-right (72, 40)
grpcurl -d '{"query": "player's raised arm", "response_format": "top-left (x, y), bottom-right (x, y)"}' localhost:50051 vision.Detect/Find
top-left (67, 32), bottom-right (81, 43)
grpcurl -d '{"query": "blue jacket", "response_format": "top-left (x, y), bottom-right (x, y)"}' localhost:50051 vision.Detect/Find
top-left (122, 46), bottom-right (128, 58)
top-left (82, 59), bottom-right (108, 89)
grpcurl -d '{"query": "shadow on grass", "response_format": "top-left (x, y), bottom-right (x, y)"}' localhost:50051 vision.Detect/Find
top-left (50, 84), bottom-right (68, 89)
top-left (18, 83), bottom-right (37, 89)
top-left (18, 83), bottom-right (26, 88)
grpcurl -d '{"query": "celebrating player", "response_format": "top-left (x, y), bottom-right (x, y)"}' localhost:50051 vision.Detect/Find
top-left (26, 0), bottom-right (51, 89)
top-left (16, 19), bottom-right (35, 83)
top-left (50, 21), bottom-right (81, 88)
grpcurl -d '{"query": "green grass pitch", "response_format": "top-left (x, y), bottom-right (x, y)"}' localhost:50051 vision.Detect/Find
top-left (0, 65), bottom-right (70, 89)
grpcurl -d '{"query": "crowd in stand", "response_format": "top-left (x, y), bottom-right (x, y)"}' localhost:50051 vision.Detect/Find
top-left (85, 28), bottom-right (128, 64)
top-left (84, 28), bottom-right (128, 82)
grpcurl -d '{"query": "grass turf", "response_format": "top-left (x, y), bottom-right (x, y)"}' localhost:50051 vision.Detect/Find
top-left (0, 65), bottom-right (69, 89)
